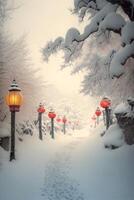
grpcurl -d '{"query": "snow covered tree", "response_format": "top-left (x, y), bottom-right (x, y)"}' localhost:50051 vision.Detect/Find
top-left (42, 0), bottom-right (134, 103)
top-left (0, 0), bottom-right (8, 24)
top-left (0, 34), bottom-right (48, 122)
top-left (0, 0), bottom-right (47, 126)
top-left (0, 0), bottom-right (15, 25)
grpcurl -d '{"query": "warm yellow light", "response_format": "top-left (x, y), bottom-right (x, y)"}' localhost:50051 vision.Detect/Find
top-left (5, 91), bottom-right (23, 107)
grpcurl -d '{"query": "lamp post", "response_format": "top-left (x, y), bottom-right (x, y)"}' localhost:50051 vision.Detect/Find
top-left (5, 79), bottom-right (23, 161)
top-left (100, 97), bottom-right (111, 130)
top-left (92, 115), bottom-right (96, 128)
top-left (102, 110), bottom-right (106, 125)
top-left (56, 117), bottom-right (61, 132)
top-left (95, 107), bottom-right (101, 124)
top-left (62, 116), bottom-right (67, 134)
top-left (37, 103), bottom-right (45, 140)
top-left (48, 110), bottom-right (56, 139)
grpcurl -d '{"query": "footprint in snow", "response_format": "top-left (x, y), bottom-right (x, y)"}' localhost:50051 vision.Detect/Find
top-left (41, 149), bottom-right (85, 200)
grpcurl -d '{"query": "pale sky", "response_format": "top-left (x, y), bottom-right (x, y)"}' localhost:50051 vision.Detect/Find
top-left (6, 0), bottom-right (98, 118)
top-left (7, 0), bottom-right (84, 95)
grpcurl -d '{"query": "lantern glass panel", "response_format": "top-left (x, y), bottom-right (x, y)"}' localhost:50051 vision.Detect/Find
top-left (6, 91), bottom-right (23, 106)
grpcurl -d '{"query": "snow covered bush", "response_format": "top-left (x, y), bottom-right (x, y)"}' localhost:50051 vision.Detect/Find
top-left (103, 124), bottom-right (124, 149)
top-left (114, 98), bottom-right (134, 145)
top-left (16, 120), bottom-right (36, 137)
top-left (0, 121), bottom-right (10, 138)
top-left (0, 121), bottom-right (10, 151)
top-left (114, 102), bottom-right (130, 115)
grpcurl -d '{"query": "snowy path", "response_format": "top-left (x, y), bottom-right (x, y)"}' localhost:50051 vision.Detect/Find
top-left (0, 127), bottom-right (134, 200)
top-left (71, 127), bottom-right (134, 200)
top-left (0, 130), bottom-right (89, 200)
top-left (41, 135), bottom-right (87, 200)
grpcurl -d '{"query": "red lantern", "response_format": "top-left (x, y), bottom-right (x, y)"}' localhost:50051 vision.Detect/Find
top-left (62, 116), bottom-right (67, 123)
top-left (95, 108), bottom-right (101, 116)
top-left (92, 115), bottom-right (96, 121)
top-left (37, 104), bottom-right (45, 113)
top-left (56, 118), bottom-right (61, 123)
top-left (100, 97), bottom-right (111, 109)
top-left (48, 112), bottom-right (56, 119)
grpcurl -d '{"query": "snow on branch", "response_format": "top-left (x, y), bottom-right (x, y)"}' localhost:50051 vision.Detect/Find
top-left (80, 54), bottom-right (110, 95)
top-left (76, 1), bottom-right (99, 21)
top-left (78, 7), bottom-right (87, 21)
top-left (74, 0), bottom-right (91, 12)
top-left (63, 3), bottom-right (118, 61)
top-left (74, 0), bottom-right (108, 12)
top-left (104, 50), bottom-right (116, 66)
top-left (106, 0), bottom-right (134, 20)
top-left (42, 2), bottom-right (119, 62)
top-left (42, 37), bottom-right (63, 61)
top-left (64, 28), bottom-right (81, 48)
top-left (76, 3), bottom-right (118, 41)
top-left (121, 21), bottom-right (134, 45)
top-left (77, 0), bottom-right (108, 21)
top-left (110, 41), bottom-right (134, 77)
top-left (99, 12), bottom-right (126, 34)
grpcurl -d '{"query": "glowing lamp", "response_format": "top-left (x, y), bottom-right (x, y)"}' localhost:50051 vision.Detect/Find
top-left (100, 97), bottom-right (111, 109)
top-left (95, 107), bottom-right (101, 116)
top-left (5, 80), bottom-right (23, 112)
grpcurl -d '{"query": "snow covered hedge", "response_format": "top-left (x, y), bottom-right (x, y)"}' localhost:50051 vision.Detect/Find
top-left (103, 97), bottom-right (134, 149)
top-left (114, 98), bottom-right (134, 145)
top-left (103, 124), bottom-right (124, 149)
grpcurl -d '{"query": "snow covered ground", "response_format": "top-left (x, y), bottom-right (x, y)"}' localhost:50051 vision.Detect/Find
top-left (0, 125), bottom-right (134, 200)
top-left (71, 126), bottom-right (134, 200)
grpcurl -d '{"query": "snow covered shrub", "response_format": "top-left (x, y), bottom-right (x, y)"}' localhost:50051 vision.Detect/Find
top-left (0, 121), bottom-right (10, 151)
top-left (103, 124), bottom-right (124, 149)
top-left (114, 98), bottom-right (134, 145)
top-left (0, 121), bottom-right (10, 138)
top-left (16, 120), bottom-right (36, 137)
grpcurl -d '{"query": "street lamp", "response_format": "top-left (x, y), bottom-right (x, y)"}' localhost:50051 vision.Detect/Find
top-left (5, 79), bottom-right (23, 161)
top-left (37, 103), bottom-right (45, 140)
top-left (62, 116), bottom-right (67, 134)
top-left (95, 107), bottom-right (101, 124)
top-left (100, 97), bottom-right (111, 129)
top-left (48, 110), bottom-right (56, 139)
